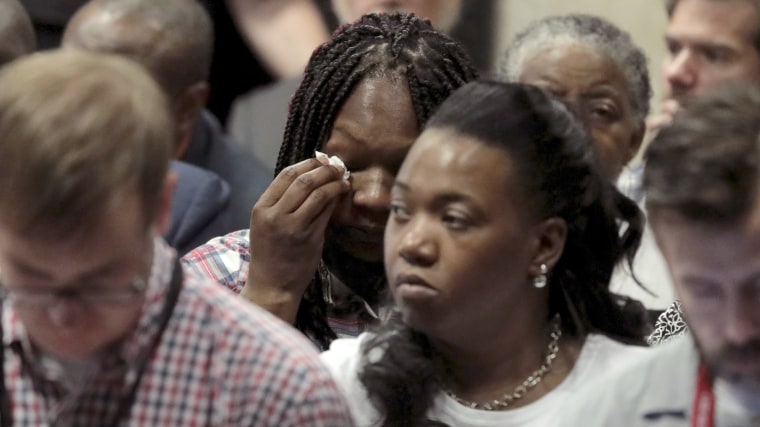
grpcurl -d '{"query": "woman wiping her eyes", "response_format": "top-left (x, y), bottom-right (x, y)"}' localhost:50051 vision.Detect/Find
top-left (182, 12), bottom-right (477, 349)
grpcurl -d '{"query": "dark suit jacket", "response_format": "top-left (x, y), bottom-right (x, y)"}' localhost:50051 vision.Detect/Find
top-left (166, 160), bottom-right (230, 255)
top-left (182, 111), bottom-right (271, 244)
top-left (227, 77), bottom-right (301, 173)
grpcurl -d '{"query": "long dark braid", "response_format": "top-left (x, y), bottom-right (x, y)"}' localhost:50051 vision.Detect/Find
top-left (275, 12), bottom-right (477, 349)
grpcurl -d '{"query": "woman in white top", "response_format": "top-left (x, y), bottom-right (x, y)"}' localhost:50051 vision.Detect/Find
top-left (320, 81), bottom-right (651, 426)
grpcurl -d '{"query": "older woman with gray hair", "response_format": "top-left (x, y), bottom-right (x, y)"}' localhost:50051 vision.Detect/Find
top-left (497, 14), bottom-right (651, 183)
top-left (496, 14), bottom-right (676, 314)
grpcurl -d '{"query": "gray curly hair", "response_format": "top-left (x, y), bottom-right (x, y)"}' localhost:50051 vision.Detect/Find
top-left (497, 14), bottom-right (652, 121)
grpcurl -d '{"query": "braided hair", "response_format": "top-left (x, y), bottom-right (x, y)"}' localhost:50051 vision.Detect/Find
top-left (277, 12), bottom-right (477, 349)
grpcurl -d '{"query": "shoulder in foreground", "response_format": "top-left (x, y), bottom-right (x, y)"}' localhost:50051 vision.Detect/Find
top-left (181, 272), bottom-right (355, 425)
top-left (182, 268), bottom-right (313, 350)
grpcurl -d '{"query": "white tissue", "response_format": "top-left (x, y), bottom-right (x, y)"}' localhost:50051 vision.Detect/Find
top-left (315, 151), bottom-right (350, 181)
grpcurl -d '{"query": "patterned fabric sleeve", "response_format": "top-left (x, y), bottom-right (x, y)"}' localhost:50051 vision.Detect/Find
top-left (181, 229), bottom-right (250, 294)
top-left (647, 300), bottom-right (688, 345)
top-left (201, 281), bottom-right (354, 426)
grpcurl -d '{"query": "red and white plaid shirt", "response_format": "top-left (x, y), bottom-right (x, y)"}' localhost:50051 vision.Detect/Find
top-left (182, 230), bottom-right (379, 341)
top-left (1, 238), bottom-right (353, 426)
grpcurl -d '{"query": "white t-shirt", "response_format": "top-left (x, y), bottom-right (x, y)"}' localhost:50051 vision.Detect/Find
top-left (320, 332), bottom-right (649, 426)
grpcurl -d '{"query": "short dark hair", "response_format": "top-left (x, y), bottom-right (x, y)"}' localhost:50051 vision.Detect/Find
top-left (64, 0), bottom-right (213, 99)
top-left (279, 12), bottom-right (477, 349)
top-left (665, 0), bottom-right (760, 53)
top-left (359, 81), bottom-right (648, 426)
top-left (0, 0), bottom-right (35, 66)
top-left (644, 83), bottom-right (760, 225)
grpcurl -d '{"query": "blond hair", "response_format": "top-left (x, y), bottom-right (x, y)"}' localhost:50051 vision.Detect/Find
top-left (0, 50), bottom-right (173, 237)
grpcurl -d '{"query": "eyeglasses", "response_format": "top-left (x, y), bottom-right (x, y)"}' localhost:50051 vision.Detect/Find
top-left (0, 278), bottom-right (147, 308)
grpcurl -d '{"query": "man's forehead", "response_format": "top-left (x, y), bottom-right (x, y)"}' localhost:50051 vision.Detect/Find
top-left (0, 202), bottom-right (150, 282)
top-left (671, 0), bottom-right (760, 16)
top-left (669, 0), bottom-right (759, 41)
top-left (651, 198), bottom-right (760, 252)
top-left (651, 211), bottom-right (760, 289)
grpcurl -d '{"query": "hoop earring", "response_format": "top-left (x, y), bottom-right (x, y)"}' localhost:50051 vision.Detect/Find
top-left (533, 264), bottom-right (548, 289)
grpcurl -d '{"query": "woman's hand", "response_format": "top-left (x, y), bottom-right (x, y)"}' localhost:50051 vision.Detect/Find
top-left (241, 158), bottom-right (350, 324)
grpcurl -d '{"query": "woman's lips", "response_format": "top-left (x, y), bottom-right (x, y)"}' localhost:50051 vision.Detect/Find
top-left (394, 273), bottom-right (439, 300)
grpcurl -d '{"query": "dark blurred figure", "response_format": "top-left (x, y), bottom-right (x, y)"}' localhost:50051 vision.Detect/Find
top-left (0, 0), bottom-right (35, 65)
top-left (19, 0), bottom-right (493, 124)
top-left (63, 0), bottom-right (272, 254)
top-left (17, 0), bottom-right (81, 49)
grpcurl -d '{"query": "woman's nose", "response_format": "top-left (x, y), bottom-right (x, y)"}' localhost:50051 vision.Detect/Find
top-left (352, 169), bottom-right (392, 212)
top-left (397, 218), bottom-right (437, 266)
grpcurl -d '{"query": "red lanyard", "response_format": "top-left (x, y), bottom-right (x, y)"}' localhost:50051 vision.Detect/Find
top-left (692, 363), bottom-right (715, 427)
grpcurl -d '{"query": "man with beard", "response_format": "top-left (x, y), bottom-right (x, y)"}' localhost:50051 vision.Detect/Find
top-left (560, 85), bottom-right (760, 426)
top-left (648, 0), bottom-right (760, 344)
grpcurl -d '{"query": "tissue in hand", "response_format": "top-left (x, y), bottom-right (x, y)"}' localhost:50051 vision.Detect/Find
top-left (315, 151), bottom-right (350, 181)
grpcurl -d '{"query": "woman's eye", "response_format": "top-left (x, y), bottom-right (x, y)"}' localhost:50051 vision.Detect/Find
top-left (390, 203), bottom-right (410, 220)
top-left (442, 212), bottom-right (470, 229)
top-left (588, 102), bottom-right (620, 122)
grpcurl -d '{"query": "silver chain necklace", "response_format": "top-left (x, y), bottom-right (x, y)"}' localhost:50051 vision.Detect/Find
top-left (443, 315), bottom-right (562, 411)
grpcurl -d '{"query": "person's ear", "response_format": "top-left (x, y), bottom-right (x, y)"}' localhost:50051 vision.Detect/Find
top-left (623, 119), bottom-right (646, 166)
top-left (173, 81), bottom-right (210, 159)
top-left (527, 217), bottom-right (568, 278)
top-left (156, 170), bottom-right (178, 236)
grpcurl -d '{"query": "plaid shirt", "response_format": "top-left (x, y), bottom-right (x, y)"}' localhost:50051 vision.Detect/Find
top-left (2, 237), bottom-right (353, 426)
top-left (182, 230), bottom-right (378, 341)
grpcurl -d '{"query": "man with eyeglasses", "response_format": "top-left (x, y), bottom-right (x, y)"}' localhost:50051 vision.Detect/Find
top-left (0, 49), bottom-right (352, 426)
